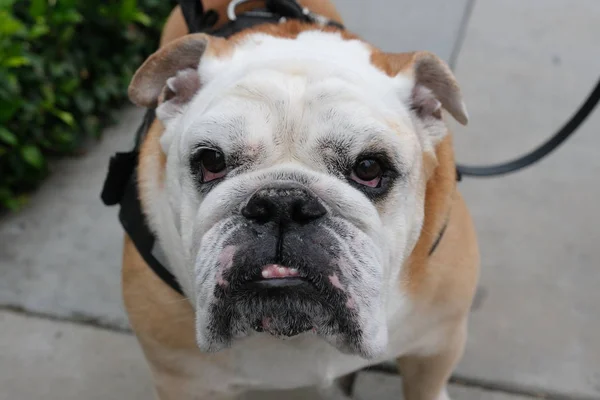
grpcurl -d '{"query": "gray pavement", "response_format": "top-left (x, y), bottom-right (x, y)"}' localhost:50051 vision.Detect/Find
top-left (1, 0), bottom-right (599, 399)
top-left (0, 311), bottom-right (154, 400)
top-left (0, 107), bottom-right (142, 330)
top-left (333, 0), bottom-right (473, 63)
top-left (452, 1), bottom-right (600, 397)
top-left (0, 310), bottom-right (532, 400)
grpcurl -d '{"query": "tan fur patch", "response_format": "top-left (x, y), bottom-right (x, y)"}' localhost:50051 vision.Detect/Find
top-left (370, 50), bottom-right (415, 77)
top-left (227, 19), bottom-right (358, 43)
top-left (404, 135), bottom-right (458, 294)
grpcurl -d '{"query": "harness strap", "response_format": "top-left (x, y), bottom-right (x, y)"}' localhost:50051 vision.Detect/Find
top-left (179, 0), bottom-right (205, 33)
top-left (118, 156), bottom-right (183, 294)
top-left (101, 110), bottom-right (185, 295)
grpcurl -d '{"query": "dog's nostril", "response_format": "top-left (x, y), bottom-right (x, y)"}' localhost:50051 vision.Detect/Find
top-left (241, 197), bottom-right (272, 223)
top-left (292, 198), bottom-right (327, 223)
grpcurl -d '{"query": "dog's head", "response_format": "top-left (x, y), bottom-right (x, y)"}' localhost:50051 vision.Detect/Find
top-left (129, 24), bottom-right (467, 359)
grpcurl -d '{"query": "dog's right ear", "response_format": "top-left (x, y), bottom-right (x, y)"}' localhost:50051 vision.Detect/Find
top-left (128, 33), bottom-right (226, 117)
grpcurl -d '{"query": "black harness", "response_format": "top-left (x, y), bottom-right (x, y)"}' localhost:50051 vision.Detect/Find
top-left (101, 0), bottom-right (452, 296)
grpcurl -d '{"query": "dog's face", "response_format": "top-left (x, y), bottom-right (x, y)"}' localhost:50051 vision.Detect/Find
top-left (129, 27), bottom-right (467, 359)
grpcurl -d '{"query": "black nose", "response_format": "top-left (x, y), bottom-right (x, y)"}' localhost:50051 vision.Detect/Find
top-left (242, 184), bottom-right (327, 225)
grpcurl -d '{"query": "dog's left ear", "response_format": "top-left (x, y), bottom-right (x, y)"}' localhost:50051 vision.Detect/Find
top-left (128, 33), bottom-right (227, 120)
top-left (385, 51), bottom-right (468, 126)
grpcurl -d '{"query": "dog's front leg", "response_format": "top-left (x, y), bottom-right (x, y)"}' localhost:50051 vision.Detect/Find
top-left (396, 321), bottom-right (467, 400)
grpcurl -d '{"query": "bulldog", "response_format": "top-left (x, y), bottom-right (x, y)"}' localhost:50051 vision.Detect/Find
top-left (120, 0), bottom-right (479, 399)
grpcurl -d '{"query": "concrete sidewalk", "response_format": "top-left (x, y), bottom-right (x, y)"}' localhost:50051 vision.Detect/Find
top-left (1, 1), bottom-right (599, 399)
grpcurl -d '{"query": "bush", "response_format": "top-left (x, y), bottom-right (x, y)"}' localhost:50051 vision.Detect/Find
top-left (0, 0), bottom-right (174, 210)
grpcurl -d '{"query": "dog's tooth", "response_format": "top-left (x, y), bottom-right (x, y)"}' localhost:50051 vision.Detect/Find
top-left (262, 270), bottom-right (271, 279)
top-left (278, 267), bottom-right (288, 276)
top-left (290, 268), bottom-right (299, 276)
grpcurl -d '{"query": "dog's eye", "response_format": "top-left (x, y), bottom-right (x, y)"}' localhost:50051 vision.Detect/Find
top-left (350, 159), bottom-right (383, 187)
top-left (198, 149), bottom-right (227, 182)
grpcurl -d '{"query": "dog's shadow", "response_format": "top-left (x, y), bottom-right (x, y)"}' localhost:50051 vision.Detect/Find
top-left (242, 386), bottom-right (352, 400)
top-left (241, 372), bottom-right (358, 399)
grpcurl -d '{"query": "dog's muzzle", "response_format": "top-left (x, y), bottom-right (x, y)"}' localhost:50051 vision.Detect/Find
top-left (237, 184), bottom-right (328, 308)
top-left (198, 182), bottom-right (382, 356)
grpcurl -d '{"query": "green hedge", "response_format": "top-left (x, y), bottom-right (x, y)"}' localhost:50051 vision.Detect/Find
top-left (0, 0), bottom-right (174, 210)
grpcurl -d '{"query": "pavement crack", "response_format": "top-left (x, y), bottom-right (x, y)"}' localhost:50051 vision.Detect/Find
top-left (366, 364), bottom-right (599, 400)
top-left (2, 304), bottom-right (598, 400)
top-left (449, 0), bottom-right (477, 69)
top-left (0, 304), bottom-right (133, 335)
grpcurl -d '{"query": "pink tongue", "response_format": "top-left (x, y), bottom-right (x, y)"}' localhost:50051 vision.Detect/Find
top-left (261, 264), bottom-right (300, 279)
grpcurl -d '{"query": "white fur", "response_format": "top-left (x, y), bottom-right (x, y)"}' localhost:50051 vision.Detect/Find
top-left (141, 30), bottom-right (453, 394)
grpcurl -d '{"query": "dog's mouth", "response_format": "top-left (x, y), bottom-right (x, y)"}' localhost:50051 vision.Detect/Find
top-left (203, 259), bottom-right (360, 344)
top-left (197, 222), bottom-right (387, 357)
top-left (243, 264), bottom-right (313, 289)
top-left (238, 265), bottom-right (318, 337)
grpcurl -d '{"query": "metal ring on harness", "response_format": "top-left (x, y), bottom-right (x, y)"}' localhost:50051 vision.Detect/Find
top-left (227, 0), bottom-right (252, 21)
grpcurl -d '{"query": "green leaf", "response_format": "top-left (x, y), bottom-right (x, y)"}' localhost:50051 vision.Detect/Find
top-left (0, 11), bottom-right (25, 35)
top-left (29, 0), bottom-right (48, 18)
top-left (64, 9), bottom-right (83, 24)
top-left (0, 0), bottom-right (17, 8)
top-left (132, 11), bottom-right (151, 26)
top-left (0, 0), bottom-right (173, 208)
top-left (20, 145), bottom-right (44, 169)
top-left (60, 78), bottom-right (79, 94)
top-left (29, 21), bottom-right (50, 38)
top-left (74, 92), bottom-right (94, 113)
top-left (41, 84), bottom-right (56, 107)
top-left (0, 187), bottom-right (19, 211)
top-left (0, 71), bottom-right (20, 95)
top-left (0, 101), bottom-right (21, 122)
top-left (0, 192), bottom-right (29, 211)
top-left (51, 129), bottom-right (75, 145)
top-left (119, 0), bottom-right (137, 21)
top-left (59, 25), bottom-right (75, 42)
top-left (53, 110), bottom-right (74, 127)
top-left (3, 56), bottom-right (30, 68)
top-left (0, 127), bottom-right (18, 146)
top-left (49, 62), bottom-right (67, 79)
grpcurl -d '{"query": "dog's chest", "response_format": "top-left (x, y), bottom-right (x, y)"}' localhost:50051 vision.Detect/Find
top-left (191, 335), bottom-right (374, 391)
top-left (159, 326), bottom-right (439, 394)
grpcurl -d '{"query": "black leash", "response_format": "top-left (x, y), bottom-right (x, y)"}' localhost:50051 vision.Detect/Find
top-left (456, 78), bottom-right (600, 177)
